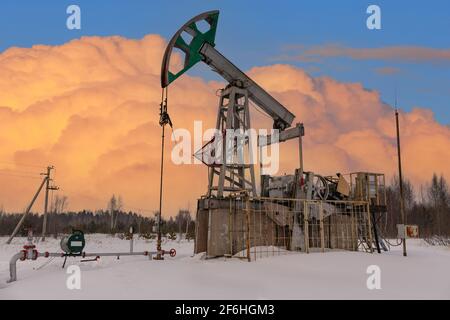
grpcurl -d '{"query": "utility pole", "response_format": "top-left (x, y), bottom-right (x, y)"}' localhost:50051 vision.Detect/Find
top-left (6, 175), bottom-right (48, 244)
top-left (395, 107), bottom-right (407, 257)
top-left (298, 123), bottom-right (305, 184)
top-left (41, 166), bottom-right (58, 241)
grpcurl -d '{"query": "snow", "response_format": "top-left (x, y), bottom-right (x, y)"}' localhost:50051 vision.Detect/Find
top-left (0, 234), bottom-right (449, 299)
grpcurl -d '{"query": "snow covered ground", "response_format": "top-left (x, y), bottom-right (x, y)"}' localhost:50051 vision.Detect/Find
top-left (0, 234), bottom-right (449, 299)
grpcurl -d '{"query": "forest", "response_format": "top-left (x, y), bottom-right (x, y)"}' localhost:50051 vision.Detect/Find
top-left (0, 173), bottom-right (448, 239)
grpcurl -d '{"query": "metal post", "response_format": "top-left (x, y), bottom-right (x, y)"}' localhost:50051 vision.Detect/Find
top-left (367, 202), bottom-right (374, 253)
top-left (395, 109), bottom-right (407, 257)
top-left (303, 201), bottom-right (309, 253)
top-left (298, 123), bottom-right (304, 177)
top-left (259, 144), bottom-right (263, 196)
top-left (371, 208), bottom-right (382, 254)
top-left (245, 195), bottom-right (251, 262)
top-left (156, 86), bottom-right (172, 260)
top-left (351, 205), bottom-right (357, 251)
top-left (155, 124), bottom-right (165, 260)
top-left (129, 226), bottom-right (134, 253)
top-left (319, 202), bottom-right (325, 253)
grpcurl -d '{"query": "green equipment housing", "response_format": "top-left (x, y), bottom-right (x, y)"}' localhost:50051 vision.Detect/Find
top-left (60, 230), bottom-right (86, 255)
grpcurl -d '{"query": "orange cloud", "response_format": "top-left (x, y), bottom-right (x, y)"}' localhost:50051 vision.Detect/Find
top-left (0, 37), bottom-right (449, 216)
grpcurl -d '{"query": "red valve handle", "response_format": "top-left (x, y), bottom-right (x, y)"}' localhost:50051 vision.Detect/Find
top-left (169, 248), bottom-right (176, 257)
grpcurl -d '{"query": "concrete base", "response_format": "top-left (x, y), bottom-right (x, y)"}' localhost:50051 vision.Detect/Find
top-left (195, 197), bottom-right (359, 258)
top-left (195, 197), bottom-right (290, 257)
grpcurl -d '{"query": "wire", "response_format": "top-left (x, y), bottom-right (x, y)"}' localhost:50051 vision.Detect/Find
top-left (249, 100), bottom-right (273, 120)
top-left (0, 161), bottom-right (46, 169)
top-left (382, 237), bottom-right (403, 247)
top-left (0, 172), bottom-right (41, 180)
top-left (0, 168), bottom-right (41, 175)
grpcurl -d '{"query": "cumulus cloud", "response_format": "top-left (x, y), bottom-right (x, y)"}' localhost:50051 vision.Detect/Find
top-left (0, 36), bottom-right (449, 215)
top-left (247, 65), bottom-right (450, 186)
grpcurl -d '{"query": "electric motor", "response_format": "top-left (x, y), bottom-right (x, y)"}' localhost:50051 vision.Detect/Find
top-left (60, 230), bottom-right (85, 254)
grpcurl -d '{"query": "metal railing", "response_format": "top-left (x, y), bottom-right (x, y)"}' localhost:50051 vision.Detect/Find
top-left (223, 195), bottom-right (372, 261)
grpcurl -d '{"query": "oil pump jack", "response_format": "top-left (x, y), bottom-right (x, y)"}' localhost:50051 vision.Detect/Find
top-left (160, 11), bottom-right (387, 257)
top-left (159, 10), bottom-right (310, 256)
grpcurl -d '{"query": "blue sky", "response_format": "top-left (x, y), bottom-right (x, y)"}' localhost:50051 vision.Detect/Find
top-left (0, 0), bottom-right (449, 124)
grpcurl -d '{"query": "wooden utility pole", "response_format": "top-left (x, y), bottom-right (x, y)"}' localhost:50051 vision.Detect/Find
top-left (41, 166), bottom-right (58, 241)
top-left (395, 108), bottom-right (407, 257)
top-left (298, 123), bottom-right (305, 179)
top-left (6, 176), bottom-right (48, 244)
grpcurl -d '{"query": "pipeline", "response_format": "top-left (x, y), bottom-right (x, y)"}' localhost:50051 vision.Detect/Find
top-left (7, 248), bottom-right (176, 283)
top-left (8, 251), bottom-right (61, 283)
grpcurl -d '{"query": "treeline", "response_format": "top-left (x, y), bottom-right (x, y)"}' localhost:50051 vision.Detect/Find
top-left (1, 173), bottom-right (448, 239)
top-left (0, 209), bottom-right (195, 238)
top-left (384, 173), bottom-right (450, 237)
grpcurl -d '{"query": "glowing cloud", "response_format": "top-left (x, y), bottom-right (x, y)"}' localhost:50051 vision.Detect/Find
top-left (0, 36), bottom-right (448, 215)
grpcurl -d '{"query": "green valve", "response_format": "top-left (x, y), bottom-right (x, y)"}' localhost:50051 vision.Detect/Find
top-left (60, 230), bottom-right (85, 255)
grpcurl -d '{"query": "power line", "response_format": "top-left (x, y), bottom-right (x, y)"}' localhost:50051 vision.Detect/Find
top-left (0, 161), bottom-right (46, 169)
top-left (249, 100), bottom-right (273, 120)
top-left (0, 168), bottom-right (41, 176)
top-left (0, 172), bottom-right (42, 180)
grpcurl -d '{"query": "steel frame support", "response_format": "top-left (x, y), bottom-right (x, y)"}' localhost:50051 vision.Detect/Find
top-left (206, 86), bottom-right (257, 197)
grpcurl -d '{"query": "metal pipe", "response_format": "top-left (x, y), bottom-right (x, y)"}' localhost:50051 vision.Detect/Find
top-left (7, 250), bottom-right (164, 283)
top-left (156, 91), bottom-right (167, 260)
top-left (395, 109), bottom-right (407, 257)
top-left (7, 252), bottom-right (23, 283)
top-left (82, 251), bottom-right (155, 257)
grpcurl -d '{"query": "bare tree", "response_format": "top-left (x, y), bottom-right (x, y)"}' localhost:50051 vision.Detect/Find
top-left (175, 209), bottom-right (191, 241)
top-left (107, 195), bottom-right (124, 235)
top-left (427, 174), bottom-right (449, 235)
top-left (54, 195), bottom-right (68, 214)
top-left (50, 195), bottom-right (68, 237)
top-left (384, 175), bottom-right (415, 236)
top-left (107, 194), bottom-right (117, 234)
top-left (113, 195), bottom-right (123, 230)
